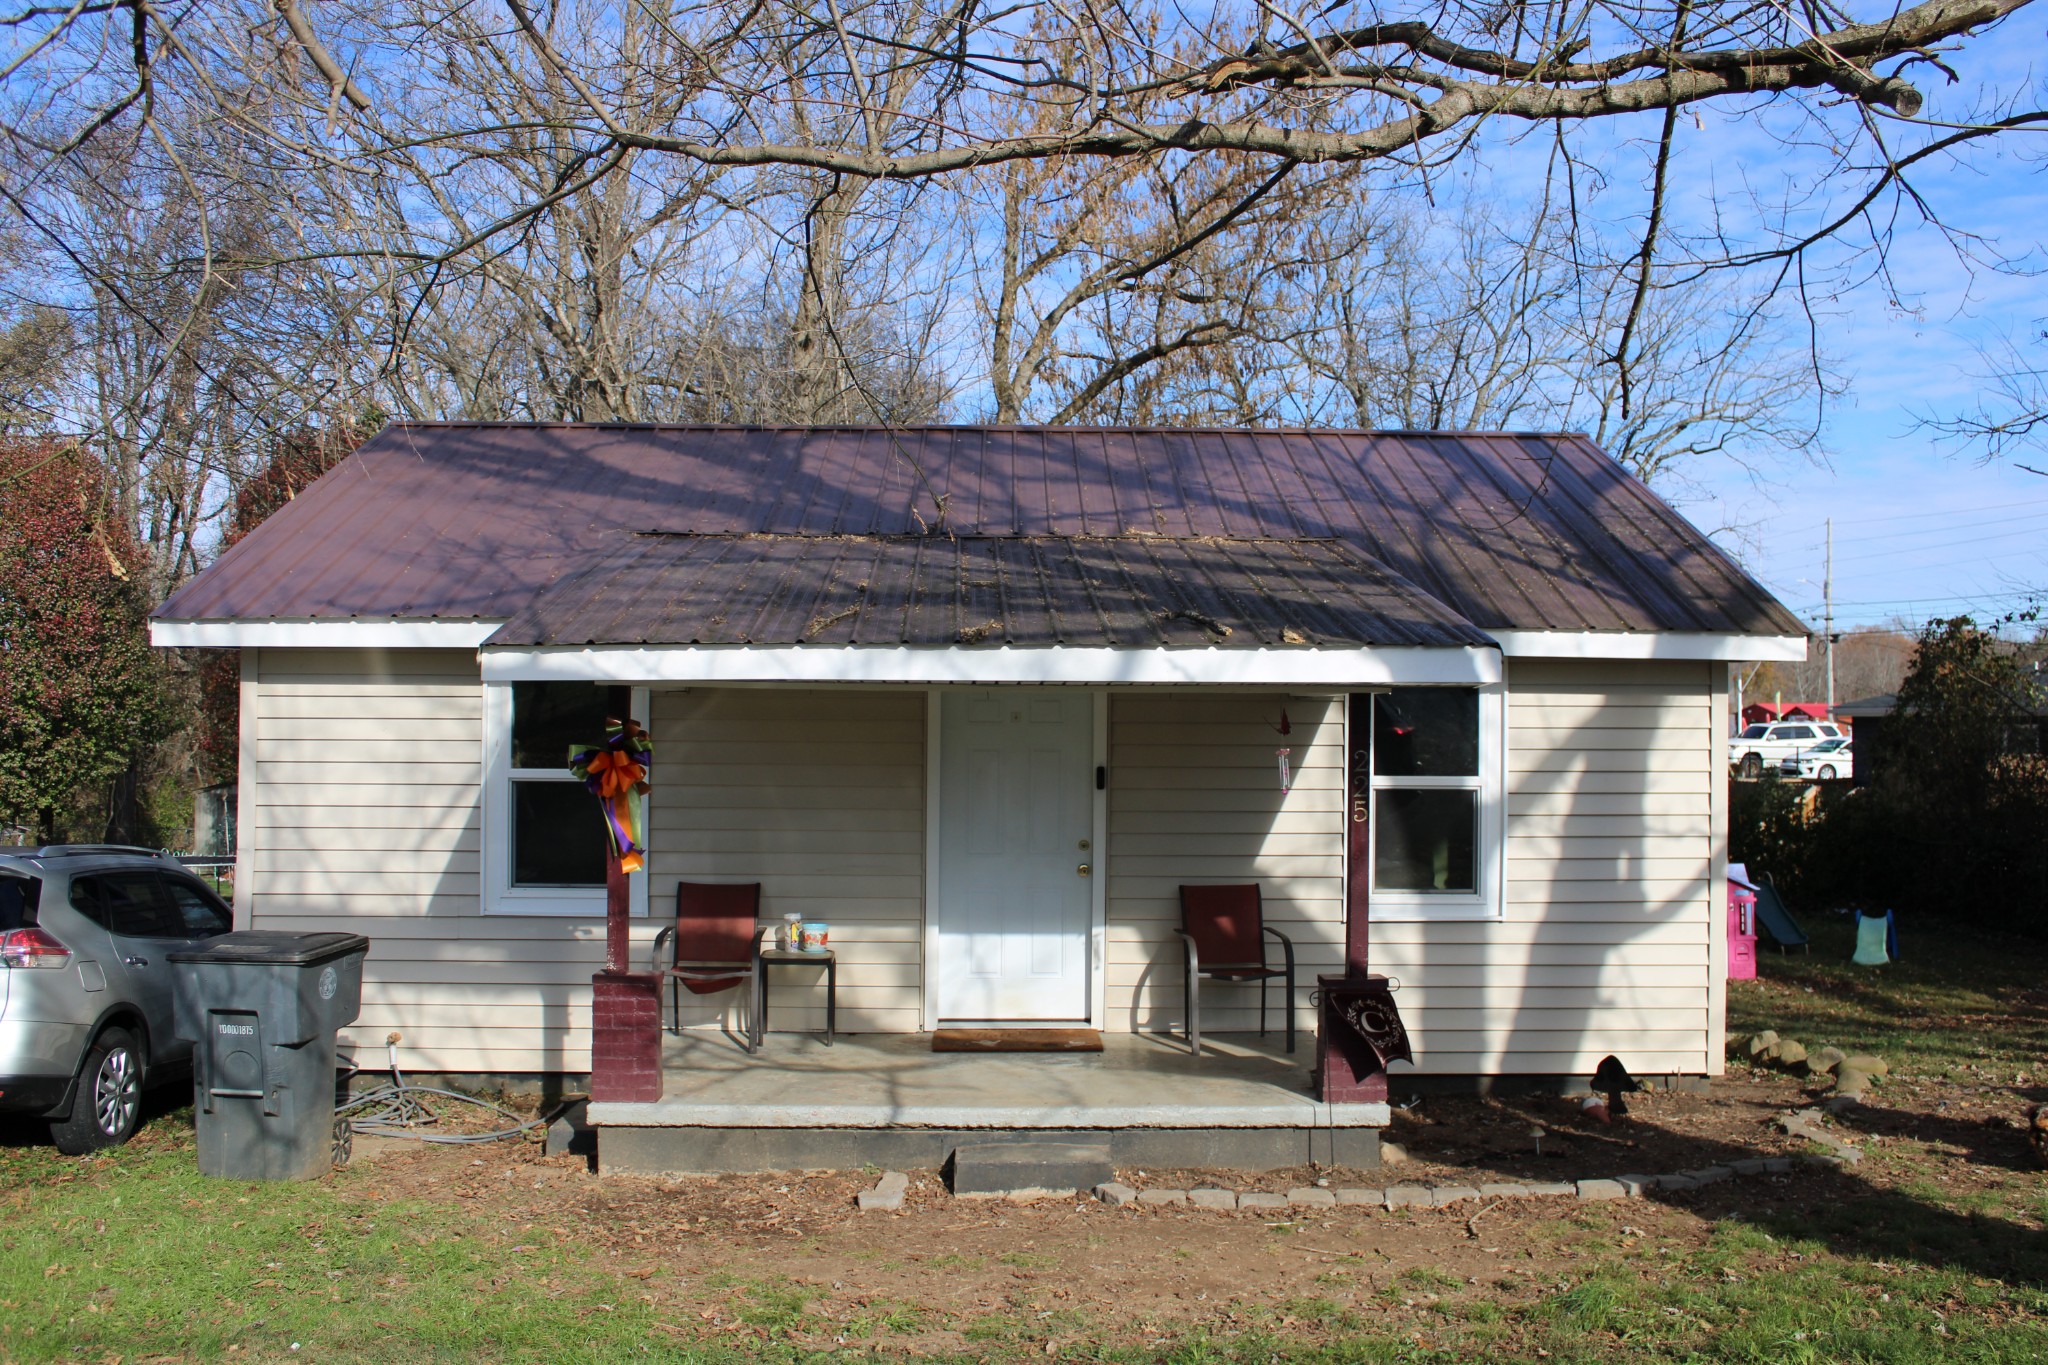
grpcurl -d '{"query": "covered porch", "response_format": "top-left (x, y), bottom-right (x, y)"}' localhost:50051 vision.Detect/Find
top-left (589, 1030), bottom-right (1387, 1174)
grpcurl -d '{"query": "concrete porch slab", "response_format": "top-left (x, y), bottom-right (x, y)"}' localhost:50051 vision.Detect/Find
top-left (586, 1031), bottom-right (1391, 1130)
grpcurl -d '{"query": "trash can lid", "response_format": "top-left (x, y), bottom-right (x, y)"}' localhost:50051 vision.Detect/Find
top-left (168, 930), bottom-right (370, 966)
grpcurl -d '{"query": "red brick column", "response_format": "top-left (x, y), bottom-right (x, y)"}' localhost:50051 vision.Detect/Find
top-left (590, 972), bottom-right (664, 1102)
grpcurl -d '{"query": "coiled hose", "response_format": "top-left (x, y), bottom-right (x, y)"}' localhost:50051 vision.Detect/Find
top-left (337, 1032), bottom-right (544, 1144)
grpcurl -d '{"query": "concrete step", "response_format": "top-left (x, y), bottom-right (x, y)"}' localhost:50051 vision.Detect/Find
top-left (945, 1136), bottom-right (1115, 1197)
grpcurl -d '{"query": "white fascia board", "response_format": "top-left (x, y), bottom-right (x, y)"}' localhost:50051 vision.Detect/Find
top-left (1493, 631), bottom-right (1807, 662)
top-left (151, 619), bottom-right (502, 649)
top-left (479, 644), bottom-right (1504, 687)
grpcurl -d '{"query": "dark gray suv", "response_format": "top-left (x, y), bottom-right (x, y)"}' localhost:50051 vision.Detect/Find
top-left (1, 846), bottom-right (233, 1152)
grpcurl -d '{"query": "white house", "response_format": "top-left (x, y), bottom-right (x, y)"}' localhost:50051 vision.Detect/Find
top-left (152, 424), bottom-right (1805, 1101)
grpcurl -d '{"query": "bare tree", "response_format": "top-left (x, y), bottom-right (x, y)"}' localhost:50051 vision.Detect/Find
top-left (1283, 196), bottom-right (1838, 484)
top-left (1926, 323), bottom-right (2048, 466)
top-left (6, 0), bottom-right (2032, 351)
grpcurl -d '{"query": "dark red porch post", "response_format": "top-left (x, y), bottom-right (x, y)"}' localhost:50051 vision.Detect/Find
top-left (1345, 693), bottom-right (1372, 978)
top-left (1317, 692), bottom-right (1390, 1103)
top-left (588, 696), bottom-right (662, 1104)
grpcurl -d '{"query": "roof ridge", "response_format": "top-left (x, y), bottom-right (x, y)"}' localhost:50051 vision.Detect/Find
top-left (382, 420), bottom-right (1591, 439)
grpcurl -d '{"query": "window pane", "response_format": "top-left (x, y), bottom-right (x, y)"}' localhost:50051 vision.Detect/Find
top-left (81, 872), bottom-right (177, 937)
top-left (512, 682), bottom-right (614, 770)
top-left (1374, 689), bottom-right (1479, 777)
top-left (513, 780), bottom-right (608, 886)
top-left (0, 875), bottom-right (40, 930)
top-left (1375, 789), bottom-right (1478, 892)
top-left (160, 877), bottom-right (233, 937)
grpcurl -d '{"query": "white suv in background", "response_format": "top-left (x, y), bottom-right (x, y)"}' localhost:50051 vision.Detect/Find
top-left (1730, 720), bottom-right (1846, 778)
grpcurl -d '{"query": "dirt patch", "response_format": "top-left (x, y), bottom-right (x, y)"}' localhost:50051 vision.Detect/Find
top-left (312, 1067), bottom-right (2044, 1354)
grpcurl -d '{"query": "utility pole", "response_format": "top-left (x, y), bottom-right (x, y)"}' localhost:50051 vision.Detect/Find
top-left (1824, 518), bottom-right (1835, 715)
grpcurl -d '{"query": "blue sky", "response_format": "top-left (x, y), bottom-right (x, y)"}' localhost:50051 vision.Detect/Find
top-left (1657, 29), bottom-right (2048, 634)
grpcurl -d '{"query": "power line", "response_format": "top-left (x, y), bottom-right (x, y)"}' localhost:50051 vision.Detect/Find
top-left (1826, 519), bottom-right (2048, 566)
top-left (1769, 495), bottom-right (2048, 536)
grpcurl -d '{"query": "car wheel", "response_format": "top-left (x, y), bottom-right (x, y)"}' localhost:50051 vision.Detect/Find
top-left (49, 1027), bottom-right (143, 1155)
top-left (1739, 753), bottom-right (1762, 779)
top-left (1817, 765), bottom-right (1837, 781)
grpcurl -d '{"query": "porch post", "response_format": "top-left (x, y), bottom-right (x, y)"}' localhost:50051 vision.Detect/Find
top-left (605, 845), bottom-right (630, 975)
top-left (588, 692), bottom-right (662, 1104)
top-left (1344, 693), bottom-right (1372, 977)
top-left (1317, 691), bottom-right (1392, 1103)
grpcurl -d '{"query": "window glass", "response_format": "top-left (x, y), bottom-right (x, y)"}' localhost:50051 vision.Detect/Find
top-left (1374, 789), bottom-right (1478, 892)
top-left (1779, 726), bottom-right (1815, 740)
top-left (1373, 690), bottom-right (1478, 777)
top-left (511, 683), bottom-right (613, 770)
top-left (74, 872), bottom-right (175, 937)
top-left (1740, 724), bottom-right (1768, 738)
top-left (160, 877), bottom-right (233, 937)
top-left (513, 781), bottom-right (608, 886)
top-left (0, 874), bottom-right (39, 930)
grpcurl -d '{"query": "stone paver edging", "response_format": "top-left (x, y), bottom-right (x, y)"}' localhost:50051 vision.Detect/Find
top-left (855, 1105), bottom-right (1834, 1211)
top-left (1088, 1155), bottom-right (1805, 1212)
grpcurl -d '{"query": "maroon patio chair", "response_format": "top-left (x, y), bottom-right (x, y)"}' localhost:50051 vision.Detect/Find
top-left (651, 882), bottom-right (764, 1052)
top-left (1176, 884), bottom-right (1295, 1057)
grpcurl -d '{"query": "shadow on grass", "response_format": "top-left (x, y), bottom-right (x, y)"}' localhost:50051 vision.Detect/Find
top-left (1739, 1173), bottom-right (2048, 1287)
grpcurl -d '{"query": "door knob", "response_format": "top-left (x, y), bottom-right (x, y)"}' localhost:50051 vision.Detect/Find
top-left (1077, 863), bottom-right (1091, 877)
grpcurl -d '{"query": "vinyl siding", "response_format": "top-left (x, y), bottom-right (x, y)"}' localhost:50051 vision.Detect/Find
top-left (1104, 693), bottom-right (1346, 1034)
top-left (1371, 659), bottom-right (1719, 1075)
top-left (241, 653), bottom-right (1719, 1076)
top-left (647, 689), bottom-right (926, 1036)
top-left (244, 647), bottom-right (624, 1074)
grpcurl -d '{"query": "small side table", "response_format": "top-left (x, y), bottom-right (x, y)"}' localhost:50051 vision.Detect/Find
top-left (756, 948), bottom-right (837, 1044)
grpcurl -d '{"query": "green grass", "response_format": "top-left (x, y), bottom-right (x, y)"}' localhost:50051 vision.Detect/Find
top-left (1727, 912), bottom-right (2048, 1080)
top-left (4, 918), bottom-right (2046, 1362)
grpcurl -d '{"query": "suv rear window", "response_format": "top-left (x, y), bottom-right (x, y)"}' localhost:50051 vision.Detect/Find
top-left (0, 874), bottom-right (39, 930)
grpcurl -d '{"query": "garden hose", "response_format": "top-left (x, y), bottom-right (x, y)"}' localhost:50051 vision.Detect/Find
top-left (336, 1032), bottom-right (544, 1145)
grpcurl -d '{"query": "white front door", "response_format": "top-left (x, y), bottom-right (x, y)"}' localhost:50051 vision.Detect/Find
top-left (935, 690), bottom-right (1094, 1022)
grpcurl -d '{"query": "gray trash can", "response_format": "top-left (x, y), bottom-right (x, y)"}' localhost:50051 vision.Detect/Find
top-left (169, 931), bottom-right (369, 1180)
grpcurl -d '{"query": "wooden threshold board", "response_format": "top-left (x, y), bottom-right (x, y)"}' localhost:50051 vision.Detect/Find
top-left (930, 1028), bottom-right (1104, 1053)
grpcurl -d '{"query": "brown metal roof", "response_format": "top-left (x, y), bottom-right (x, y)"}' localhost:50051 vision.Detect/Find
top-left (484, 534), bottom-right (1496, 650)
top-left (155, 424), bottom-right (1806, 638)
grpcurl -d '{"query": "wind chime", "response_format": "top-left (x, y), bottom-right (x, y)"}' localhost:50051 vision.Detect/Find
top-left (1272, 706), bottom-right (1292, 794)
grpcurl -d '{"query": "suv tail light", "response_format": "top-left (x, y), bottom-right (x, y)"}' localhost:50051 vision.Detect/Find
top-left (0, 927), bottom-right (71, 968)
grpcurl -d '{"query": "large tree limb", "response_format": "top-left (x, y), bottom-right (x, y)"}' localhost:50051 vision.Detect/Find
top-left (499, 0), bottom-right (2028, 179)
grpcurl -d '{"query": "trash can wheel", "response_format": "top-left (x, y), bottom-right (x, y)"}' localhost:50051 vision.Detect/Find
top-left (332, 1114), bottom-right (353, 1169)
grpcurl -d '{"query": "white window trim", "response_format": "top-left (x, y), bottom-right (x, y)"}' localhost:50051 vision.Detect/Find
top-left (1364, 683), bottom-right (1505, 922)
top-left (481, 683), bottom-right (651, 918)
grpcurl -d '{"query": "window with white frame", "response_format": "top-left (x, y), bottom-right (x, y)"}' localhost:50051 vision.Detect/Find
top-left (1363, 685), bottom-right (1503, 918)
top-left (481, 681), bottom-right (650, 916)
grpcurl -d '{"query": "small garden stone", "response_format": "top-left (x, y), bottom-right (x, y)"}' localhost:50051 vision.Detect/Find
top-left (857, 1171), bottom-right (910, 1211)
